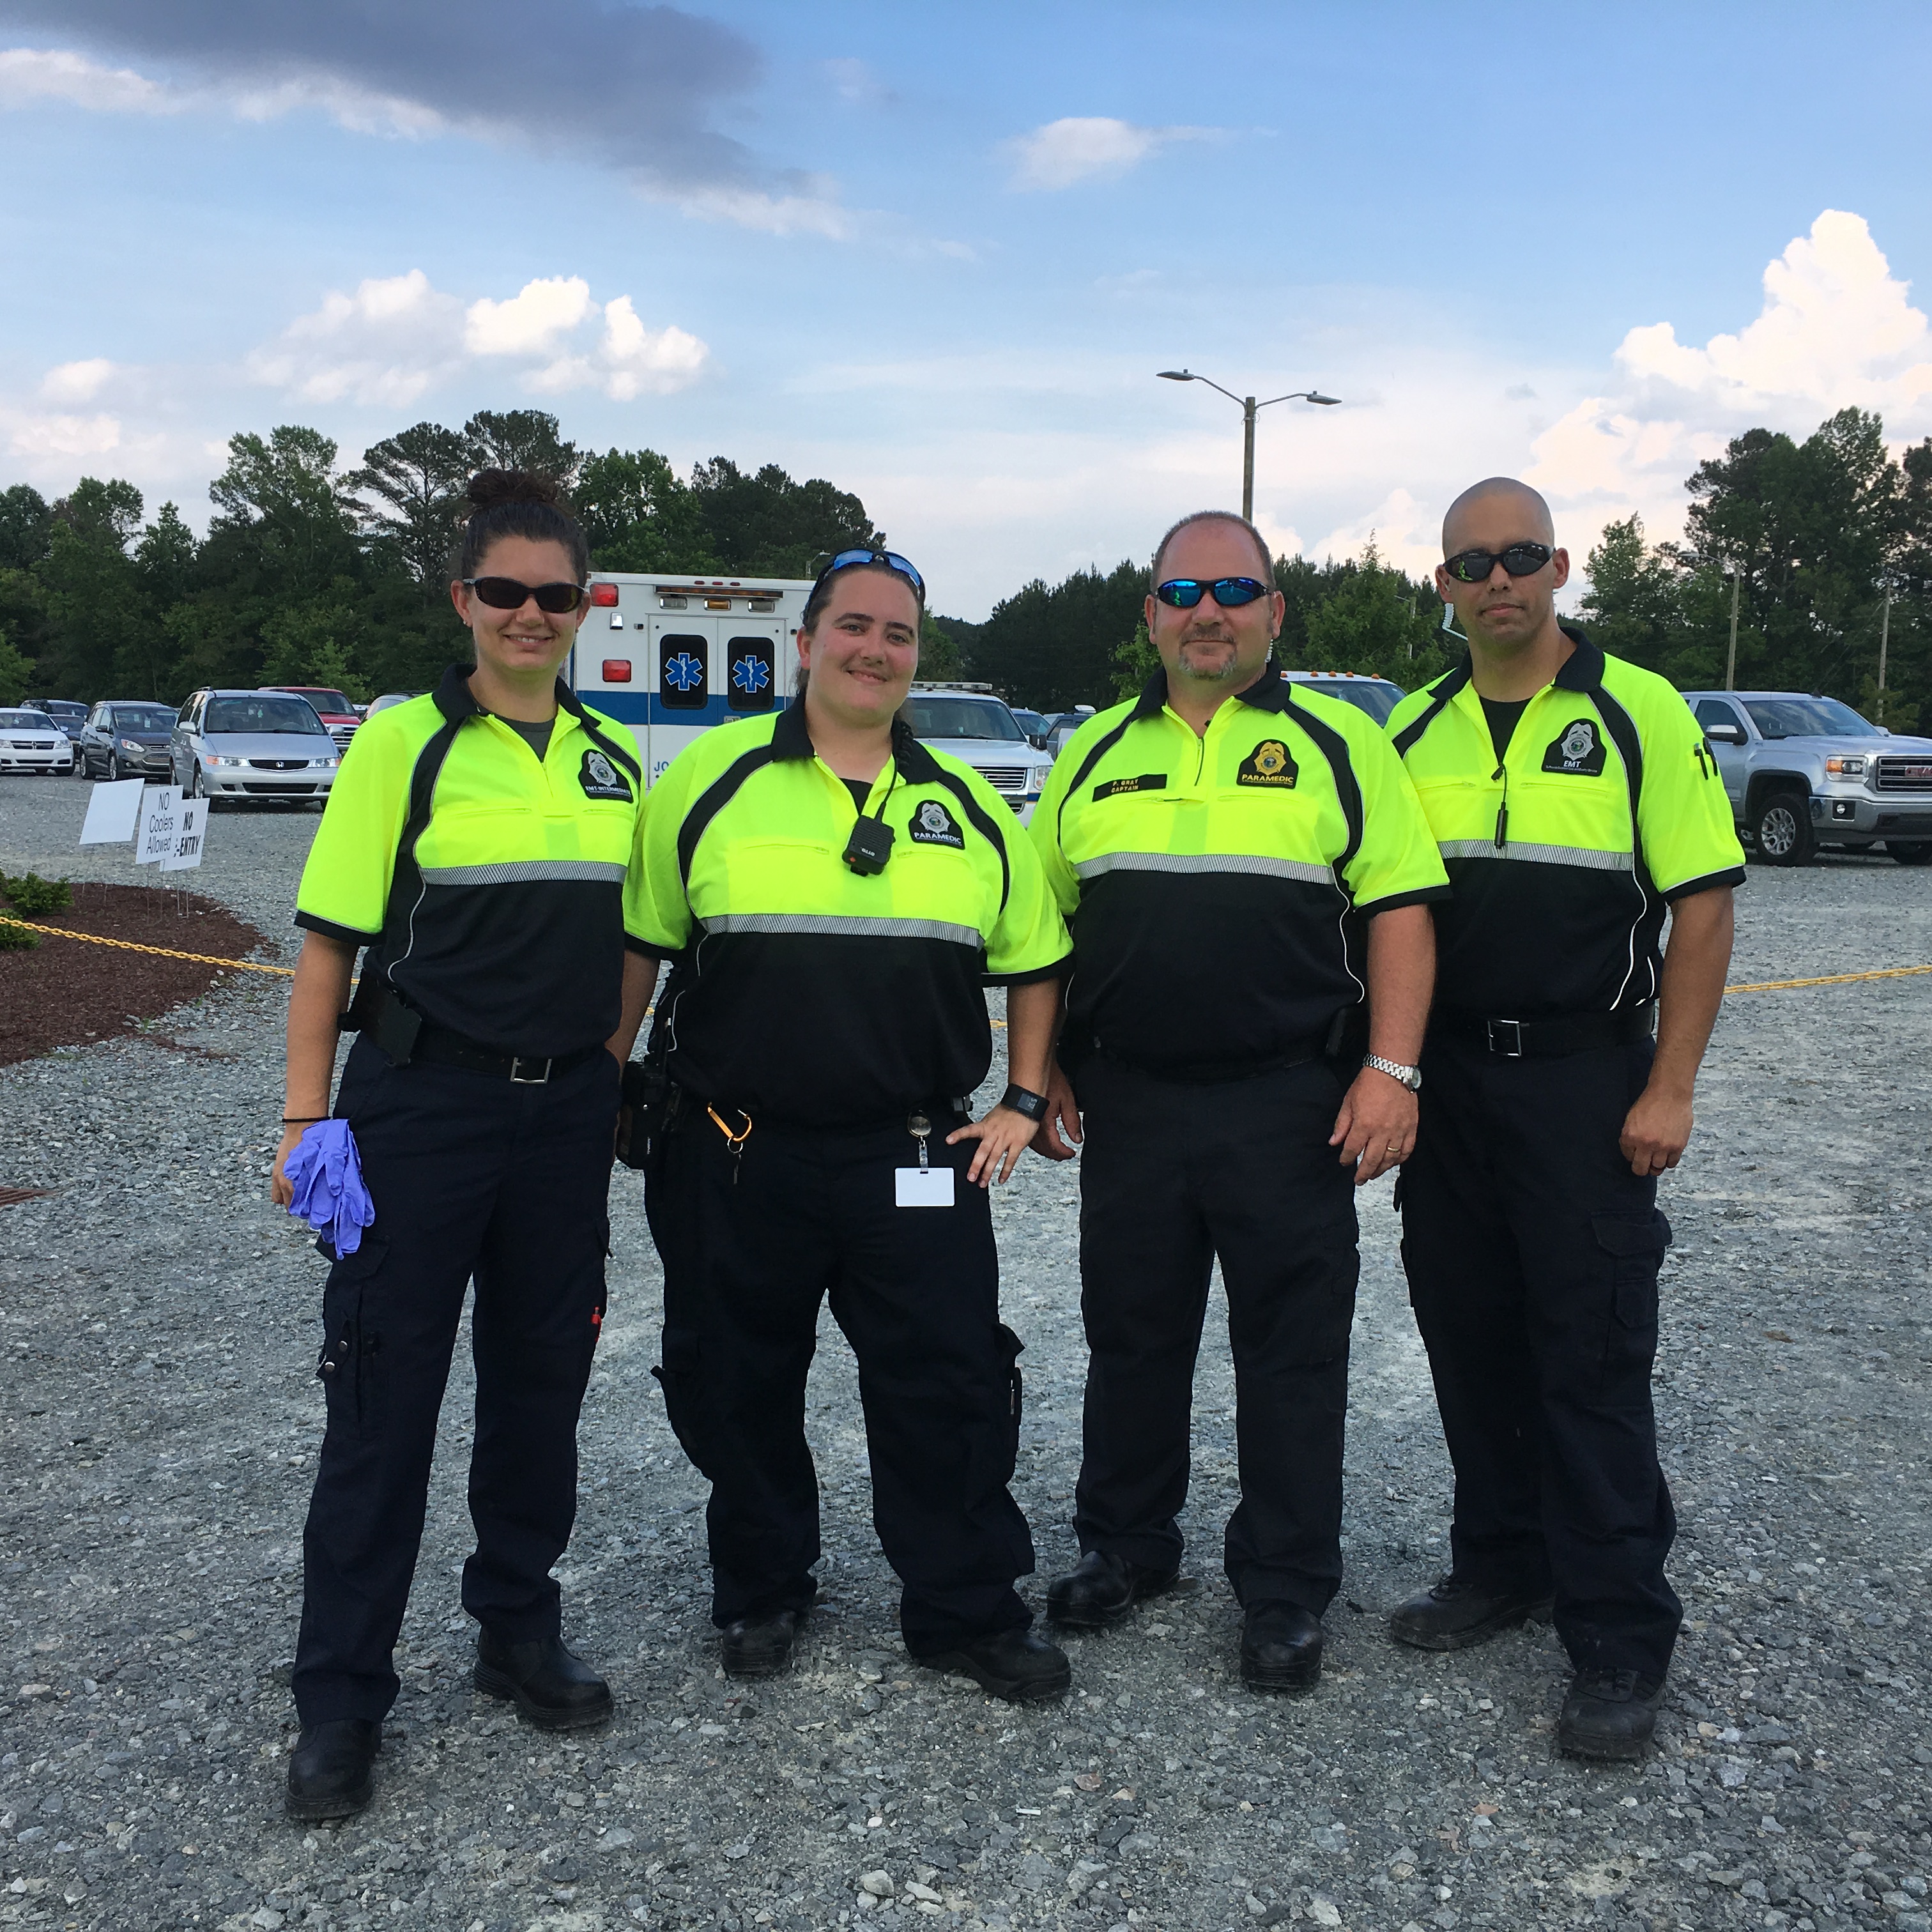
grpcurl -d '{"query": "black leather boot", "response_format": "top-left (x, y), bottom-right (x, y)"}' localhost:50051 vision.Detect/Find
top-left (1240, 1602), bottom-right (1323, 1693)
top-left (721, 1609), bottom-right (802, 1678)
top-left (917, 1630), bottom-right (1071, 1703)
top-left (285, 1719), bottom-right (379, 1821)
top-left (1558, 1668), bottom-right (1664, 1760)
top-left (1388, 1575), bottom-right (1554, 1652)
top-left (475, 1629), bottom-right (613, 1730)
top-left (1044, 1551), bottom-right (1179, 1629)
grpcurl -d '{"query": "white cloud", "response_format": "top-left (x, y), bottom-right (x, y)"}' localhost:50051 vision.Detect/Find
top-left (0, 45), bottom-right (169, 112)
top-left (247, 269), bottom-right (707, 408)
top-left (670, 183), bottom-right (855, 241)
top-left (1005, 116), bottom-right (1218, 190)
top-left (40, 358), bottom-right (118, 403)
top-left (464, 277), bottom-right (594, 357)
top-left (1527, 210), bottom-right (1932, 555)
top-left (8, 411), bottom-right (122, 457)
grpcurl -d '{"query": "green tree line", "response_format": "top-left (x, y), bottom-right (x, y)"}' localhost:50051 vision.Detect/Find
top-left (3, 402), bottom-right (1927, 728)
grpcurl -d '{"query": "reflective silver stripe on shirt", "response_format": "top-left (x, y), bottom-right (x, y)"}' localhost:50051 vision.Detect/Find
top-left (1073, 850), bottom-right (1337, 887)
top-left (702, 912), bottom-right (985, 947)
top-left (419, 859), bottom-right (629, 885)
top-left (1437, 839), bottom-right (1634, 872)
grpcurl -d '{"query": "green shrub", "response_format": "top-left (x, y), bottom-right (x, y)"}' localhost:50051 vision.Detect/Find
top-left (0, 914), bottom-right (40, 950)
top-left (0, 871), bottom-right (73, 916)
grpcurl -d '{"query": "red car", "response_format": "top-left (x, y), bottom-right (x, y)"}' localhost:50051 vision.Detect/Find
top-left (260, 686), bottom-right (360, 753)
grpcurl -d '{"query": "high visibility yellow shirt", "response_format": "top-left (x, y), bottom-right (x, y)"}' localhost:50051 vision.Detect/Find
top-left (1031, 660), bottom-right (1450, 1080)
top-left (1384, 629), bottom-right (1745, 1018)
top-left (632, 702), bottom-right (1071, 1126)
top-left (295, 664), bottom-right (652, 1057)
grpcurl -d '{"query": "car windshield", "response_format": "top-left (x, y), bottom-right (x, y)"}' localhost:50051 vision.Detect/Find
top-left (38, 702), bottom-right (84, 719)
top-left (903, 696), bottom-right (1025, 742)
top-left (111, 705), bottom-right (178, 730)
top-left (1292, 679), bottom-right (1404, 724)
top-left (204, 696), bottom-right (326, 735)
top-left (1743, 696), bottom-right (1882, 740)
top-left (287, 690), bottom-right (353, 714)
top-left (0, 710), bottom-right (53, 728)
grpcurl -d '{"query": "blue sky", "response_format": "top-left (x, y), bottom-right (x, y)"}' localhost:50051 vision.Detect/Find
top-left (2, 0), bottom-right (1930, 616)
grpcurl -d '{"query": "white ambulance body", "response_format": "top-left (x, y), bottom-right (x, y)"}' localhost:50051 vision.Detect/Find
top-left (569, 572), bottom-right (814, 786)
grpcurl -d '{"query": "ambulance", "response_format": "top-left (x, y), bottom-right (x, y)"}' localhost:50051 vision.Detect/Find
top-left (569, 572), bottom-right (813, 786)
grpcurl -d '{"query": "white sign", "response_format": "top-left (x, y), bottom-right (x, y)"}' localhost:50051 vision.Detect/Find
top-left (160, 797), bottom-right (208, 872)
top-left (134, 786), bottom-right (183, 866)
top-left (78, 778), bottom-right (145, 846)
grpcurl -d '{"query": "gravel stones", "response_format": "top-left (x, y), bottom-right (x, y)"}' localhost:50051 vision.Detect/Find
top-left (3, 783), bottom-right (1931, 1929)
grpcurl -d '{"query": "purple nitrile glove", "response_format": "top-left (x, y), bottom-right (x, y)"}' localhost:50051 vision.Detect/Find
top-left (283, 1118), bottom-right (376, 1258)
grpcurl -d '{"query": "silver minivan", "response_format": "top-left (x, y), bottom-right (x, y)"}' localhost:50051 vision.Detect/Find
top-left (171, 688), bottom-right (340, 809)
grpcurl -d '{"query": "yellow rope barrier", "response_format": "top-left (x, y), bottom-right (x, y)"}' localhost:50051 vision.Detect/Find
top-left (0, 913), bottom-right (295, 976)
top-left (1724, 963), bottom-right (1932, 995)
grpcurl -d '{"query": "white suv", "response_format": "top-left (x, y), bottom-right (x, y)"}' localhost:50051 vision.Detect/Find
top-left (902, 687), bottom-right (1057, 826)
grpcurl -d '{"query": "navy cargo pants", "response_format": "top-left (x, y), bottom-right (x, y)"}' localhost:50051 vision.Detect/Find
top-left (645, 1103), bottom-right (1034, 1657)
top-left (292, 1038), bottom-right (617, 1727)
top-left (1399, 1031), bottom-right (1682, 1681)
top-left (1070, 1053), bottom-right (1361, 1614)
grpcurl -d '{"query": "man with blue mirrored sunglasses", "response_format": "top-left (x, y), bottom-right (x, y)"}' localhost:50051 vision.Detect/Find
top-left (1028, 509), bottom-right (1447, 1694)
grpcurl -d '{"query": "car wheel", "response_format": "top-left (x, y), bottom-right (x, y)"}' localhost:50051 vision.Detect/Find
top-left (180, 760), bottom-right (199, 799)
top-left (1890, 840), bottom-right (1932, 866)
top-left (109, 751), bottom-right (126, 782)
top-left (1752, 790), bottom-right (1814, 866)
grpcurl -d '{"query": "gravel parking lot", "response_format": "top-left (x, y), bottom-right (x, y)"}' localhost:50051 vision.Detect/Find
top-left (2, 774), bottom-right (1929, 1932)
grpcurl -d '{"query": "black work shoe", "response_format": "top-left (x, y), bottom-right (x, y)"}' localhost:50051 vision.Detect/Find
top-left (286, 1718), bottom-right (379, 1821)
top-left (1239, 1602), bottom-right (1323, 1694)
top-left (475, 1629), bottom-right (613, 1731)
top-left (1558, 1667), bottom-right (1664, 1761)
top-left (1044, 1551), bottom-right (1179, 1629)
top-left (918, 1630), bottom-right (1071, 1704)
top-left (1387, 1575), bottom-right (1555, 1652)
top-left (721, 1609), bottom-right (802, 1678)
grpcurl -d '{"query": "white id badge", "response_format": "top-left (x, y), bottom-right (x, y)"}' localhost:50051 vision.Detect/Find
top-left (894, 1166), bottom-right (956, 1208)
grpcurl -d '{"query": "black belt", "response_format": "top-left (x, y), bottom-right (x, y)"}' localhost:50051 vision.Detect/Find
top-left (1086, 1030), bottom-right (1331, 1086)
top-left (347, 979), bottom-right (603, 1084)
top-left (1430, 1002), bottom-right (1656, 1059)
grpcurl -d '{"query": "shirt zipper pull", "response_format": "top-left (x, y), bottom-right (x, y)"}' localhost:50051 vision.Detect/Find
top-left (1493, 765), bottom-right (1508, 850)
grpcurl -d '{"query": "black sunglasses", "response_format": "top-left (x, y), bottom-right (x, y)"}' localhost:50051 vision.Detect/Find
top-left (1442, 543), bottom-right (1554, 584)
top-left (813, 548), bottom-right (926, 599)
top-left (462, 576), bottom-right (588, 614)
top-left (1153, 576), bottom-right (1272, 609)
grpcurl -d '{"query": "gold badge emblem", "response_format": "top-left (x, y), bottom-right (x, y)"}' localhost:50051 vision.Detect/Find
top-left (1237, 739), bottom-right (1298, 788)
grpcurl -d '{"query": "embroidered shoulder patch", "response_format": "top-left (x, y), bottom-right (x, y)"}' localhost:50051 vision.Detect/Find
top-left (1092, 772), bottom-right (1167, 801)
top-left (1540, 718), bottom-right (1607, 776)
top-left (908, 798), bottom-right (965, 848)
top-left (1236, 739), bottom-right (1298, 788)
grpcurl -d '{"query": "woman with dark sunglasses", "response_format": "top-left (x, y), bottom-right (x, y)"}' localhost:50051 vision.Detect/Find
top-left (272, 468), bottom-right (658, 1820)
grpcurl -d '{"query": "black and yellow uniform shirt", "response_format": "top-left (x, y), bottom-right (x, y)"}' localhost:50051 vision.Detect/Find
top-left (632, 701), bottom-right (1071, 1127)
top-left (296, 664), bottom-right (652, 1058)
top-left (1031, 660), bottom-right (1450, 1081)
top-left (1385, 628), bottom-right (1746, 1019)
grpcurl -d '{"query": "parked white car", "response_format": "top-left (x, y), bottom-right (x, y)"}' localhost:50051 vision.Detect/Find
top-left (171, 688), bottom-right (340, 809)
top-left (901, 687), bottom-right (1057, 825)
top-left (0, 707), bottom-right (74, 774)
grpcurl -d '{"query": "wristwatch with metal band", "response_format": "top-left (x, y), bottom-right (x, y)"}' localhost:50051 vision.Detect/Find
top-left (1362, 1054), bottom-right (1422, 1093)
top-left (1000, 1082), bottom-right (1050, 1121)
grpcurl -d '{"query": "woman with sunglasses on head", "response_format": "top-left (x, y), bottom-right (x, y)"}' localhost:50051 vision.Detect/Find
top-left (271, 469), bottom-right (657, 1820)
top-left (629, 548), bottom-right (1076, 1704)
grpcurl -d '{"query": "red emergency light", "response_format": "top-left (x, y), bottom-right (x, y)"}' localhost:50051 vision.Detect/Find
top-left (601, 659), bottom-right (632, 683)
top-left (589, 583), bottom-right (620, 606)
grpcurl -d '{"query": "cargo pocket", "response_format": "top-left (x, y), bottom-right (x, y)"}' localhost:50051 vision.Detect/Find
top-left (651, 1327), bottom-right (710, 1476)
top-left (1592, 1209), bottom-right (1670, 1401)
top-left (995, 1324), bottom-right (1025, 1469)
top-left (316, 1236), bottom-right (388, 1436)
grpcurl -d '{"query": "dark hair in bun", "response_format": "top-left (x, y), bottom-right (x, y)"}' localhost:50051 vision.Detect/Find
top-left (454, 467), bottom-right (588, 583)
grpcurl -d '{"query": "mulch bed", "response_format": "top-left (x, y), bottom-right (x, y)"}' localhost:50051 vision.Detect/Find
top-left (0, 881), bottom-right (280, 1066)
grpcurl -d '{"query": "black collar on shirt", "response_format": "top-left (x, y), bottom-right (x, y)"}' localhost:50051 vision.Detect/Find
top-left (772, 700), bottom-right (942, 785)
top-left (431, 662), bottom-right (591, 726)
top-left (1130, 653), bottom-right (1290, 723)
top-left (1552, 624), bottom-right (1604, 692)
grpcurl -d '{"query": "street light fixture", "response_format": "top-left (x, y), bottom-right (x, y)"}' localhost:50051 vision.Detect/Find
top-left (1157, 369), bottom-right (1340, 521)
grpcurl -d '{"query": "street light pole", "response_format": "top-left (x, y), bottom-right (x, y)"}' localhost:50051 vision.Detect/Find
top-left (1724, 564), bottom-right (1742, 693)
top-left (1157, 371), bottom-right (1339, 523)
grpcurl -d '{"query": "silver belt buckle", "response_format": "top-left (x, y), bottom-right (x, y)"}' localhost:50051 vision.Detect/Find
top-left (509, 1055), bottom-right (553, 1084)
top-left (1485, 1018), bottom-right (1524, 1058)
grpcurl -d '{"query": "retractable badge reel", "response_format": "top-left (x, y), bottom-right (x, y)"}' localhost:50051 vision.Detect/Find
top-left (895, 1110), bottom-right (954, 1208)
